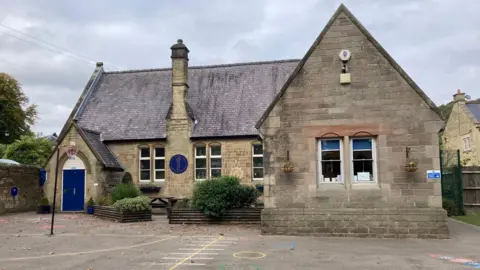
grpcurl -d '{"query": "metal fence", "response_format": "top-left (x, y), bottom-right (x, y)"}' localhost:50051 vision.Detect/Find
top-left (440, 149), bottom-right (464, 215)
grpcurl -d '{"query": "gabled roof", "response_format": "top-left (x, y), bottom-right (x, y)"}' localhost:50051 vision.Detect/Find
top-left (466, 102), bottom-right (480, 123)
top-left (75, 60), bottom-right (298, 140)
top-left (255, 4), bottom-right (443, 129)
top-left (75, 124), bottom-right (123, 170)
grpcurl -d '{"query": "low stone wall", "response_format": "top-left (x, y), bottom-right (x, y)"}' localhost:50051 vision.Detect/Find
top-left (0, 165), bottom-right (42, 214)
top-left (261, 208), bottom-right (449, 239)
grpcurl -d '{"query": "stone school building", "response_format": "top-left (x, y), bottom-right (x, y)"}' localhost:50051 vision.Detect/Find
top-left (44, 4), bottom-right (448, 238)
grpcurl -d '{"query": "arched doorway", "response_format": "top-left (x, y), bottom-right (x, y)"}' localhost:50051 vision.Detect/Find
top-left (61, 156), bottom-right (86, 211)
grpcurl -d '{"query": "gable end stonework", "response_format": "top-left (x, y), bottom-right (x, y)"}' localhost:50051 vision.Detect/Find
top-left (258, 5), bottom-right (448, 238)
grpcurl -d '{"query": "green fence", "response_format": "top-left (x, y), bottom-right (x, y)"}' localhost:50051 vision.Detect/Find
top-left (440, 149), bottom-right (464, 215)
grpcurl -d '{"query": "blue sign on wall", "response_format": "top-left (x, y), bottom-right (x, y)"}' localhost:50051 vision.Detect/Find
top-left (427, 170), bottom-right (441, 179)
top-left (169, 154), bottom-right (188, 174)
top-left (10, 186), bottom-right (18, 197)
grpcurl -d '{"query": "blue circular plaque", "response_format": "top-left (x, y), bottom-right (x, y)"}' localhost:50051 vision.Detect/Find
top-left (169, 154), bottom-right (188, 174)
top-left (10, 186), bottom-right (18, 197)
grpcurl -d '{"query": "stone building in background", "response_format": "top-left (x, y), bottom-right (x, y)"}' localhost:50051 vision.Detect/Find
top-left (442, 90), bottom-right (480, 166)
top-left (44, 4), bottom-right (448, 238)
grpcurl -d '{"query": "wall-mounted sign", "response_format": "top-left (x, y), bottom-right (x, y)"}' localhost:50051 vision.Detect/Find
top-left (169, 154), bottom-right (188, 174)
top-left (427, 170), bottom-right (441, 180)
top-left (10, 186), bottom-right (18, 197)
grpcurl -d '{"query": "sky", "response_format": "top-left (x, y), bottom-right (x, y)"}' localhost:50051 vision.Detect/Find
top-left (0, 0), bottom-right (479, 135)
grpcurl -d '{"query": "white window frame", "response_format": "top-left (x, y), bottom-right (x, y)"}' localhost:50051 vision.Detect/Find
top-left (153, 147), bottom-right (165, 182)
top-left (317, 139), bottom-right (344, 184)
top-left (209, 145), bottom-right (222, 178)
top-left (464, 136), bottom-right (471, 151)
top-left (350, 137), bottom-right (377, 184)
top-left (139, 147), bottom-right (151, 183)
top-left (252, 143), bottom-right (264, 181)
top-left (195, 145), bottom-right (207, 181)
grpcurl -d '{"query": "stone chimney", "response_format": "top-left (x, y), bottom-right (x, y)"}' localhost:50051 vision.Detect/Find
top-left (453, 89), bottom-right (466, 104)
top-left (170, 39), bottom-right (189, 120)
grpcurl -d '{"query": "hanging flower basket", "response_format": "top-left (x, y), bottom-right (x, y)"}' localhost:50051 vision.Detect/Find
top-left (404, 161), bottom-right (418, 172)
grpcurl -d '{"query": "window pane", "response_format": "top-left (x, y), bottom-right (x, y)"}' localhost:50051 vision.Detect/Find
top-left (253, 144), bottom-right (263, 155)
top-left (353, 160), bottom-right (373, 181)
top-left (196, 146), bottom-right (206, 156)
top-left (321, 150), bottom-right (340, 160)
top-left (253, 157), bottom-right (263, 168)
top-left (155, 148), bottom-right (164, 157)
top-left (196, 169), bottom-right (206, 179)
top-left (140, 170), bottom-right (150, 181)
top-left (211, 169), bottom-right (222, 178)
top-left (321, 161), bottom-right (341, 179)
top-left (155, 159), bottom-right (165, 170)
top-left (140, 148), bottom-right (150, 158)
top-left (253, 168), bottom-right (264, 179)
top-left (321, 140), bottom-right (340, 151)
top-left (211, 145), bottom-right (221, 156)
top-left (352, 139), bottom-right (372, 150)
top-left (140, 160), bottom-right (150, 170)
top-left (196, 158), bottom-right (206, 169)
top-left (352, 150), bottom-right (372, 160)
top-left (211, 158), bottom-right (222, 168)
top-left (155, 170), bottom-right (165, 180)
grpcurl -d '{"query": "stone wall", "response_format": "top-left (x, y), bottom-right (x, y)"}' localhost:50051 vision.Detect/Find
top-left (107, 138), bottom-right (263, 198)
top-left (443, 102), bottom-right (480, 166)
top-left (258, 9), bottom-right (448, 238)
top-left (0, 165), bottom-right (42, 214)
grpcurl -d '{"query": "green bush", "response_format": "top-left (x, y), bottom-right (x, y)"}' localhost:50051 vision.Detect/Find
top-left (191, 176), bottom-right (260, 217)
top-left (111, 183), bottom-right (140, 202)
top-left (121, 172), bottom-right (133, 184)
top-left (87, 197), bottom-right (94, 206)
top-left (443, 198), bottom-right (465, 216)
top-left (97, 195), bottom-right (113, 206)
top-left (39, 196), bottom-right (49, 206)
top-left (113, 196), bottom-right (151, 212)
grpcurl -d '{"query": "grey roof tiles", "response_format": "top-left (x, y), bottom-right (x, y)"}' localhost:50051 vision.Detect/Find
top-left (76, 60), bottom-right (299, 140)
top-left (466, 103), bottom-right (480, 122)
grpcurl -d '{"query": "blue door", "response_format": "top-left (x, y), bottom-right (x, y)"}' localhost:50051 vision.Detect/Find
top-left (62, 169), bottom-right (85, 211)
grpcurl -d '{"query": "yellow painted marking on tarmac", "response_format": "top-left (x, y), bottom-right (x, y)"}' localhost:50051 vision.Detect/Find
top-left (0, 236), bottom-right (176, 261)
top-left (233, 251), bottom-right (266, 260)
top-left (168, 236), bottom-right (223, 270)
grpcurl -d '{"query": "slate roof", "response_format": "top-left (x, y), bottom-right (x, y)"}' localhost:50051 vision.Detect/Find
top-left (76, 60), bottom-right (299, 140)
top-left (75, 124), bottom-right (123, 170)
top-left (466, 103), bottom-right (480, 123)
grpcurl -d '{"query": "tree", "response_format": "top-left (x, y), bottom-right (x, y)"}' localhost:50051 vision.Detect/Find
top-left (3, 135), bottom-right (53, 166)
top-left (0, 144), bottom-right (5, 158)
top-left (0, 73), bottom-right (37, 144)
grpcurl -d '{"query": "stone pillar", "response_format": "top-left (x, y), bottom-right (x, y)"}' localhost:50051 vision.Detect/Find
top-left (165, 39), bottom-right (194, 198)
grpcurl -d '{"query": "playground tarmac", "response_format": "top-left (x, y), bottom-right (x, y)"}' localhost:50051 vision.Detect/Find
top-left (0, 212), bottom-right (480, 269)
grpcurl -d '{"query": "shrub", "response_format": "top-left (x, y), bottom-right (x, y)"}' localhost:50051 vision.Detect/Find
top-left (113, 196), bottom-right (151, 212)
top-left (191, 176), bottom-right (260, 217)
top-left (443, 198), bottom-right (465, 216)
top-left (39, 197), bottom-right (49, 206)
top-left (87, 197), bottom-right (94, 206)
top-left (97, 195), bottom-right (113, 206)
top-left (121, 172), bottom-right (133, 184)
top-left (111, 183), bottom-right (140, 202)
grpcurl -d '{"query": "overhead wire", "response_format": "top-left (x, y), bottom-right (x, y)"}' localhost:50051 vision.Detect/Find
top-left (0, 24), bottom-right (121, 71)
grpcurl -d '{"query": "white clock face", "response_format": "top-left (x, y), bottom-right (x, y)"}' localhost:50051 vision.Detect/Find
top-left (339, 50), bottom-right (351, 61)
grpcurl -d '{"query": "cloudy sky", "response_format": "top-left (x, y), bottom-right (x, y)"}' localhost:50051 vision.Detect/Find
top-left (1, 0), bottom-right (479, 135)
